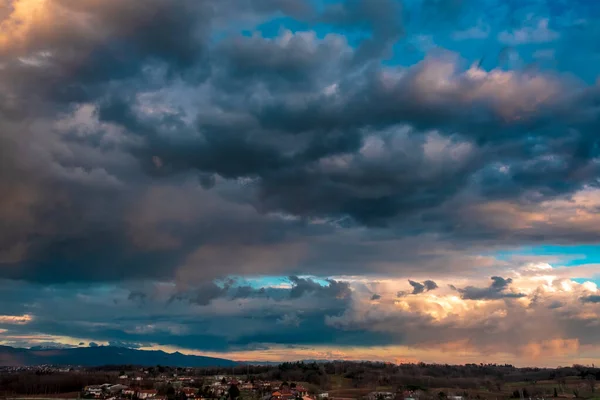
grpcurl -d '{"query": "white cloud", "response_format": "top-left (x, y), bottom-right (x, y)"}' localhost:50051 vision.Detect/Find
top-left (453, 20), bottom-right (491, 40)
top-left (498, 18), bottom-right (559, 45)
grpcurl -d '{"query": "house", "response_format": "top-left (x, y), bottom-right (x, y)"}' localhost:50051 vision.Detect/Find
top-left (367, 392), bottom-right (394, 400)
top-left (138, 389), bottom-right (158, 399)
top-left (182, 387), bottom-right (197, 397)
top-left (123, 389), bottom-right (136, 396)
top-left (401, 390), bottom-right (421, 400)
top-left (108, 384), bottom-right (128, 394)
top-left (84, 385), bottom-right (104, 397)
top-left (294, 386), bottom-right (309, 397)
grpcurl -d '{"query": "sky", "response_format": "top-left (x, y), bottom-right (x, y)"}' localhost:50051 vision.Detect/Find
top-left (1, 0), bottom-right (600, 367)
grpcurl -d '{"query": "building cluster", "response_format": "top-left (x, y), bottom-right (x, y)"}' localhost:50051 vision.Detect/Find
top-left (0, 365), bottom-right (74, 373)
top-left (83, 375), bottom-right (317, 400)
top-left (364, 389), bottom-right (462, 400)
top-left (268, 382), bottom-right (310, 400)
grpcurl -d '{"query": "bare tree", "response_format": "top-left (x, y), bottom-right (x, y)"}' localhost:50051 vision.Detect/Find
top-left (585, 374), bottom-right (596, 393)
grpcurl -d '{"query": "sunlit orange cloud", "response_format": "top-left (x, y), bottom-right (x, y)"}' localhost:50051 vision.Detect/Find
top-left (0, 0), bottom-right (52, 51)
top-left (520, 339), bottom-right (580, 360)
top-left (473, 187), bottom-right (600, 234)
top-left (143, 342), bottom-right (600, 368)
top-left (0, 314), bottom-right (33, 324)
top-left (0, 0), bottom-right (103, 53)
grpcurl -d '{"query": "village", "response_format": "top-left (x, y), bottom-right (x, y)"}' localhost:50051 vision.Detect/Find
top-left (82, 374), bottom-right (424, 400)
top-left (3, 362), bottom-right (598, 400)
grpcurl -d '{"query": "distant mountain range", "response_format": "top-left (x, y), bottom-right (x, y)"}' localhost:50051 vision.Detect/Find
top-left (0, 345), bottom-right (237, 367)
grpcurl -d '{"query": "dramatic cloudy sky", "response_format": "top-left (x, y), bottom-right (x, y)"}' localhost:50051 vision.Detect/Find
top-left (1, 0), bottom-right (600, 367)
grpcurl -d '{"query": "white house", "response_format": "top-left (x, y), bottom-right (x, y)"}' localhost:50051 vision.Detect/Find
top-left (84, 385), bottom-right (104, 398)
top-left (137, 389), bottom-right (158, 399)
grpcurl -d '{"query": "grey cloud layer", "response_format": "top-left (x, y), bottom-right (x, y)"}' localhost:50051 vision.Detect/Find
top-left (396, 280), bottom-right (439, 296)
top-left (452, 276), bottom-right (526, 300)
top-left (0, 0), bottom-right (600, 287)
top-left (582, 295), bottom-right (600, 304)
top-left (2, 275), bottom-right (598, 355)
top-left (0, 278), bottom-right (383, 352)
top-left (409, 280), bottom-right (438, 295)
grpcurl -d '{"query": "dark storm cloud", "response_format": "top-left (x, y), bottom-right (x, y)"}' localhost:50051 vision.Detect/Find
top-left (158, 276), bottom-right (353, 309)
top-left (321, 0), bottom-right (404, 62)
top-left (548, 301), bottom-right (565, 309)
top-left (0, 0), bottom-right (599, 290)
top-left (213, 30), bottom-right (351, 91)
top-left (0, 0), bottom-right (321, 107)
top-left (0, 0), bottom-right (214, 112)
top-left (0, 278), bottom-right (380, 352)
top-left (1, 229), bottom-right (187, 283)
top-left (0, 0), bottom-right (224, 283)
top-left (231, 286), bottom-right (256, 299)
top-left (2, 276), bottom-right (600, 355)
top-left (170, 281), bottom-right (231, 306)
top-left (175, 280), bottom-right (273, 304)
top-left (397, 279), bottom-right (439, 296)
top-left (108, 341), bottom-right (145, 349)
top-left (137, 53), bottom-right (600, 226)
top-left (408, 279), bottom-right (439, 294)
top-left (452, 276), bottom-right (526, 300)
top-left (581, 295), bottom-right (600, 304)
top-left (289, 276), bottom-right (352, 299)
top-left (128, 291), bottom-right (148, 303)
